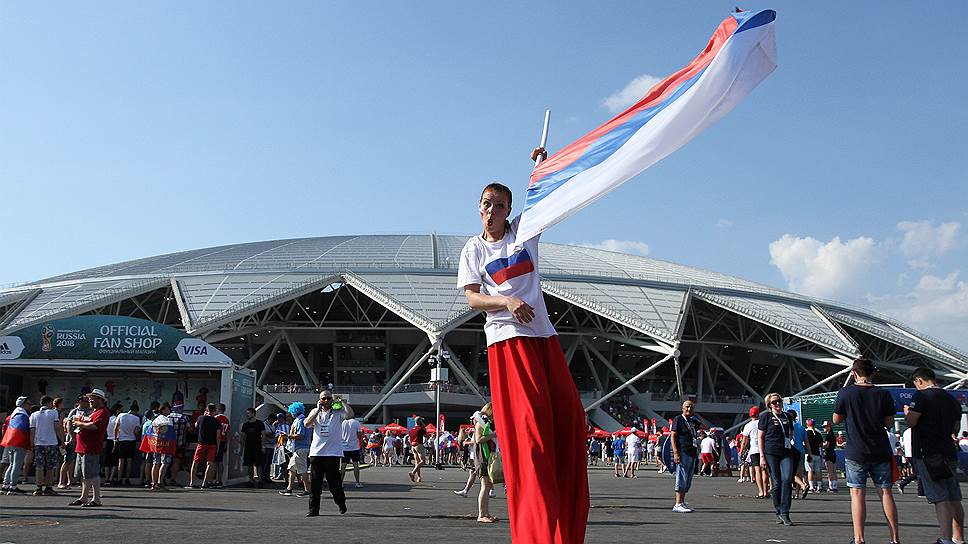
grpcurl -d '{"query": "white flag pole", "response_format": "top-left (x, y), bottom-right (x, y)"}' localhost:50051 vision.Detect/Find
top-left (534, 109), bottom-right (551, 167)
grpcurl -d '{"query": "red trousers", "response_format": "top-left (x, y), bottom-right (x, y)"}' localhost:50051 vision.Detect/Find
top-left (488, 335), bottom-right (589, 544)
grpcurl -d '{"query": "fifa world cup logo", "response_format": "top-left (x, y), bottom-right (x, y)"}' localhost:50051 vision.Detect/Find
top-left (41, 324), bottom-right (55, 352)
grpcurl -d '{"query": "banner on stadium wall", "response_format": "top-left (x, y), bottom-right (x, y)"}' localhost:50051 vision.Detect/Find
top-left (0, 315), bottom-right (230, 363)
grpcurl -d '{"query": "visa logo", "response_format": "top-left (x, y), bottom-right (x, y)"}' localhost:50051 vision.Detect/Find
top-left (180, 345), bottom-right (208, 356)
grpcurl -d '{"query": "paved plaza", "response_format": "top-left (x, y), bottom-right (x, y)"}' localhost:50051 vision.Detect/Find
top-left (0, 465), bottom-right (959, 543)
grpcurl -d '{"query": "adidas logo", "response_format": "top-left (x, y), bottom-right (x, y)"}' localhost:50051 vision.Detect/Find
top-left (0, 342), bottom-right (9, 354)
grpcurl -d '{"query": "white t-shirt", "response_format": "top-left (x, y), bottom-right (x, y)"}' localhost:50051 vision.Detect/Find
top-left (116, 413), bottom-right (141, 441)
top-left (29, 407), bottom-right (60, 446)
top-left (341, 418), bottom-right (362, 451)
top-left (309, 408), bottom-right (345, 457)
top-left (383, 435), bottom-right (396, 451)
top-left (625, 434), bottom-right (641, 454)
top-left (700, 436), bottom-right (716, 455)
top-left (902, 428), bottom-right (913, 458)
top-left (108, 415), bottom-right (118, 440)
top-left (886, 430), bottom-right (898, 454)
top-left (743, 420), bottom-right (760, 455)
top-left (457, 216), bottom-right (556, 346)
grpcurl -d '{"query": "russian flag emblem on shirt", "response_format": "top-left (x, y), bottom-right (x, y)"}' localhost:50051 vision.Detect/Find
top-left (485, 248), bottom-right (535, 285)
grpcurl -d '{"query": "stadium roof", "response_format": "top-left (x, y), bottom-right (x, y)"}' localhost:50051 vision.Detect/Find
top-left (1, 234), bottom-right (966, 371)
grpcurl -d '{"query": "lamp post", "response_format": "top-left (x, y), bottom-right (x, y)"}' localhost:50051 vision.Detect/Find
top-left (430, 349), bottom-right (450, 467)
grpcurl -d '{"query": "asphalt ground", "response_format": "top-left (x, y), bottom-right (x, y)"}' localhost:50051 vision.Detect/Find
top-left (0, 464), bottom-right (960, 543)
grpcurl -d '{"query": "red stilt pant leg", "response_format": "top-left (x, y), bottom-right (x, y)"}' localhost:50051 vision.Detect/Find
top-left (488, 335), bottom-right (589, 544)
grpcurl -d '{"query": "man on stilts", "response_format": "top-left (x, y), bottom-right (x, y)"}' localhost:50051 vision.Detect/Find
top-left (458, 8), bottom-right (777, 543)
top-left (458, 177), bottom-right (589, 543)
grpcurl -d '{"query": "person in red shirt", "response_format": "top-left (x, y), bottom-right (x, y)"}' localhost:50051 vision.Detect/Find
top-left (408, 418), bottom-right (427, 484)
top-left (213, 403), bottom-right (230, 488)
top-left (71, 389), bottom-right (110, 507)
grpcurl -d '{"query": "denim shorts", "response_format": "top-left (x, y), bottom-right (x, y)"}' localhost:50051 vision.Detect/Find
top-left (844, 458), bottom-right (892, 489)
top-left (912, 457), bottom-right (962, 504)
top-left (675, 454), bottom-right (697, 493)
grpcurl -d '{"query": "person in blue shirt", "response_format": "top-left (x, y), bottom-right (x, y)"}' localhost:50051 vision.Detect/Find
top-left (787, 410), bottom-right (810, 499)
top-left (588, 439), bottom-right (601, 466)
top-left (612, 435), bottom-right (626, 477)
top-left (279, 402), bottom-right (312, 497)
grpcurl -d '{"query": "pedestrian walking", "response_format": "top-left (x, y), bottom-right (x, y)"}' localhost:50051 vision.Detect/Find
top-left (340, 415), bottom-right (365, 488)
top-left (304, 390), bottom-right (351, 516)
top-left (743, 406), bottom-right (768, 498)
top-left (671, 400), bottom-right (700, 513)
top-left (804, 419), bottom-right (823, 493)
top-left (758, 393), bottom-right (795, 526)
top-left (1, 396), bottom-right (32, 495)
top-left (70, 389), bottom-right (110, 507)
top-left (904, 367), bottom-right (964, 544)
top-left (832, 358), bottom-right (900, 544)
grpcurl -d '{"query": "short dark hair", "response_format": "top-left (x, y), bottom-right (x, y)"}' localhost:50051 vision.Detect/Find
top-left (851, 357), bottom-right (876, 378)
top-left (480, 183), bottom-right (512, 207)
top-left (207, 403), bottom-right (217, 413)
top-left (40, 395), bottom-right (53, 406)
top-left (218, 403), bottom-right (226, 411)
top-left (911, 367), bottom-right (936, 383)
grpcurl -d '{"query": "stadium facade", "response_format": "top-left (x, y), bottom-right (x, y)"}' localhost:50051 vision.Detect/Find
top-left (1, 234), bottom-right (966, 430)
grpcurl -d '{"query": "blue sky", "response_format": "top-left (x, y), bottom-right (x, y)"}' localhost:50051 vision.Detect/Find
top-left (1, 2), bottom-right (966, 349)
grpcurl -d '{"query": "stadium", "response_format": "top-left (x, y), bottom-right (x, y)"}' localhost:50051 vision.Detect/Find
top-left (1, 234), bottom-right (966, 431)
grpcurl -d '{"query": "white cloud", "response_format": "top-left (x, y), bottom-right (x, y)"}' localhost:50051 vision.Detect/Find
top-left (716, 219), bottom-right (734, 229)
top-left (897, 220), bottom-right (960, 259)
top-left (602, 74), bottom-right (662, 114)
top-left (868, 270), bottom-right (968, 349)
top-left (577, 239), bottom-right (651, 256)
top-left (768, 234), bottom-right (878, 298)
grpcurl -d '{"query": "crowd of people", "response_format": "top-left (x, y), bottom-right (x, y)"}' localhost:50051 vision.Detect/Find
top-left (1, 358), bottom-right (965, 543)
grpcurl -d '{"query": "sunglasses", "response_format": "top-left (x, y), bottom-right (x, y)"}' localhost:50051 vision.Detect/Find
top-left (769, 399), bottom-right (782, 405)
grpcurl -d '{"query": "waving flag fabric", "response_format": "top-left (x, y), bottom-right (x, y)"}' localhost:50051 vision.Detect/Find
top-left (515, 9), bottom-right (777, 244)
top-left (0, 408), bottom-right (30, 449)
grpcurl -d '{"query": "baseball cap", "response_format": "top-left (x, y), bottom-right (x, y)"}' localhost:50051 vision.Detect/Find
top-left (822, 420), bottom-right (831, 426)
top-left (806, 418), bottom-right (814, 425)
top-left (749, 407), bottom-right (760, 417)
top-left (15, 396), bottom-right (28, 407)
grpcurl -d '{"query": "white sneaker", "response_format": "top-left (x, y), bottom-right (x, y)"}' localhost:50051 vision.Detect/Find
top-left (672, 503), bottom-right (692, 513)
top-left (355, 482), bottom-right (363, 488)
top-left (489, 489), bottom-right (496, 498)
top-left (453, 490), bottom-right (468, 497)
top-left (737, 478), bottom-right (744, 483)
top-left (681, 502), bottom-right (695, 511)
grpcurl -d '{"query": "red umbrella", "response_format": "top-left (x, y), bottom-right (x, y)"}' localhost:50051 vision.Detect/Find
top-left (360, 425), bottom-right (373, 434)
top-left (615, 427), bottom-right (633, 436)
top-left (424, 423), bottom-right (437, 434)
top-left (379, 423), bottom-right (407, 435)
top-left (589, 428), bottom-right (609, 439)
top-left (459, 424), bottom-right (475, 431)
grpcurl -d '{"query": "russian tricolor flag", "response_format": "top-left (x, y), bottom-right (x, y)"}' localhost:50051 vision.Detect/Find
top-left (516, 9), bottom-right (777, 244)
top-left (0, 409), bottom-right (30, 450)
top-left (485, 248), bottom-right (535, 285)
top-left (139, 417), bottom-right (177, 455)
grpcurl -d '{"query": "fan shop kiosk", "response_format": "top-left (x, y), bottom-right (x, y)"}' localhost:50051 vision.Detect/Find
top-left (0, 316), bottom-right (256, 482)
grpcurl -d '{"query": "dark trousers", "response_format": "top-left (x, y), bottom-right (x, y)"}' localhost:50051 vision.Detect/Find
top-left (261, 448), bottom-right (273, 482)
top-left (765, 451), bottom-right (795, 516)
top-left (309, 456), bottom-right (345, 513)
top-left (897, 466), bottom-right (924, 496)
